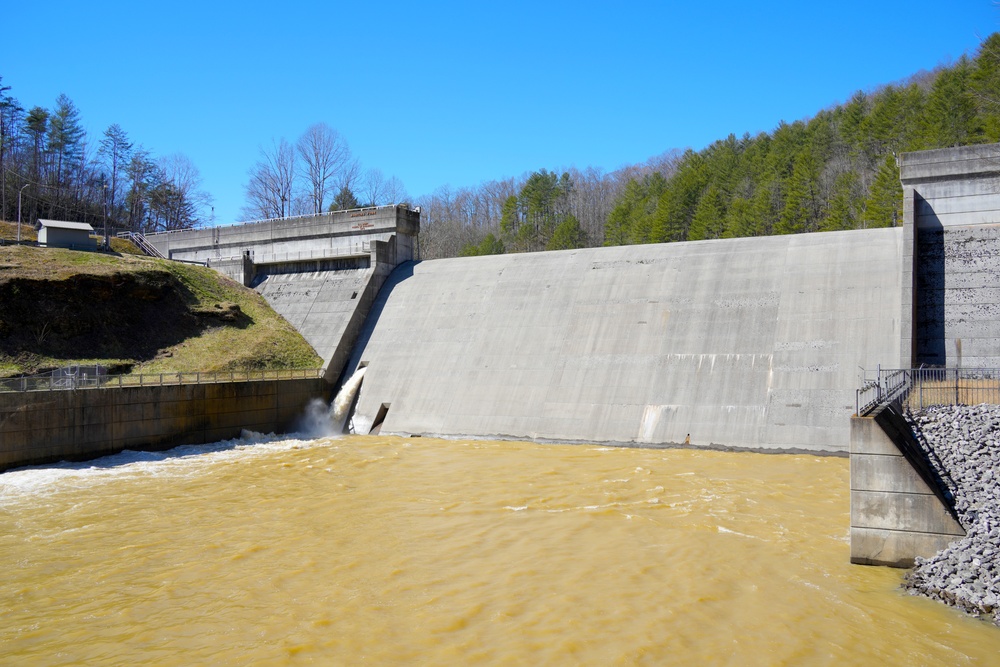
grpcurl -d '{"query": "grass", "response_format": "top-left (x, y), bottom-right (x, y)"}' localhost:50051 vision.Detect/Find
top-left (0, 220), bottom-right (142, 254)
top-left (0, 243), bottom-right (322, 378)
top-left (136, 260), bottom-right (323, 374)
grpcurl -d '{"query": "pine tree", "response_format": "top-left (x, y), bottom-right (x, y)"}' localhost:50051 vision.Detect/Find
top-left (547, 214), bottom-right (587, 250)
top-left (687, 186), bottom-right (726, 240)
top-left (820, 171), bottom-right (861, 231)
top-left (863, 155), bottom-right (902, 228)
top-left (920, 57), bottom-right (980, 148)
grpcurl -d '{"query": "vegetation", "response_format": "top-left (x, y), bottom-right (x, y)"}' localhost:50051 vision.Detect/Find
top-left (0, 82), bottom-right (213, 234)
top-left (0, 220), bottom-right (141, 254)
top-left (0, 245), bottom-right (322, 378)
top-left (417, 33), bottom-right (1000, 258)
top-left (241, 123), bottom-right (409, 221)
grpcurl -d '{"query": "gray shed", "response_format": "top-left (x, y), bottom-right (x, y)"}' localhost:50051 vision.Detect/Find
top-left (37, 220), bottom-right (96, 250)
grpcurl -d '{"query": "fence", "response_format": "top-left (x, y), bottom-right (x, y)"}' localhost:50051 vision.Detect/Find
top-left (208, 243), bottom-right (371, 266)
top-left (856, 367), bottom-right (1000, 416)
top-left (0, 368), bottom-right (325, 393)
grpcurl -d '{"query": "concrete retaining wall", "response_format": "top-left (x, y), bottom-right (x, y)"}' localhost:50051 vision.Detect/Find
top-left (345, 228), bottom-right (902, 453)
top-left (850, 407), bottom-right (964, 567)
top-left (0, 378), bottom-right (327, 472)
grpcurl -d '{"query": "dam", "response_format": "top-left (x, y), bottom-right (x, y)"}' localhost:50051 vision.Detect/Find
top-left (5, 145), bottom-right (1000, 464)
top-left (3, 145), bottom-right (1000, 662)
top-left (345, 229), bottom-right (900, 452)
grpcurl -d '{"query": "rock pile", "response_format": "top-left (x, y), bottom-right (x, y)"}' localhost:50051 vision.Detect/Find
top-left (903, 404), bottom-right (1000, 625)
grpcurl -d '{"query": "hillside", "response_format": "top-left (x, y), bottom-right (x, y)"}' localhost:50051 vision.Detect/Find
top-left (0, 242), bottom-right (322, 378)
top-left (418, 32), bottom-right (1000, 258)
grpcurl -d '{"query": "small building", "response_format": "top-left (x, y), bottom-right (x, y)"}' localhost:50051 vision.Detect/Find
top-left (37, 220), bottom-right (96, 250)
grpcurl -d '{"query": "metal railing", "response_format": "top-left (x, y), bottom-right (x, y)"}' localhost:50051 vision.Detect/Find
top-left (207, 243), bottom-right (372, 266)
top-left (143, 204), bottom-right (403, 237)
top-left (117, 231), bottom-right (166, 259)
top-left (0, 368), bottom-right (325, 393)
top-left (856, 367), bottom-right (1000, 416)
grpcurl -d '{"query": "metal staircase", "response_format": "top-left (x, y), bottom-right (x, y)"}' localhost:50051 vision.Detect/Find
top-left (118, 231), bottom-right (166, 259)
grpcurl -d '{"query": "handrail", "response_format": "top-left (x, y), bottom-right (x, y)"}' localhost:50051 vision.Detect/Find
top-left (144, 204), bottom-right (405, 237)
top-left (208, 244), bottom-right (371, 266)
top-left (119, 231), bottom-right (167, 259)
top-left (856, 366), bottom-right (1000, 416)
top-left (0, 368), bottom-right (326, 393)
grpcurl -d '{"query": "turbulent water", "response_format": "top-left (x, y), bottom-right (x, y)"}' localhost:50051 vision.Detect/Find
top-left (2, 435), bottom-right (999, 665)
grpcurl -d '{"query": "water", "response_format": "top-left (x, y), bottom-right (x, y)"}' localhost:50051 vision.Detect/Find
top-left (2, 435), bottom-right (999, 665)
top-left (295, 366), bottom-right (366, 437)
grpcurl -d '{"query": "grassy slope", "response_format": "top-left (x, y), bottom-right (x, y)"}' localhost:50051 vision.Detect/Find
top-left (0, 220), bottom-right (143, 255)
top-left (0, 237), bottom-right (321, 377)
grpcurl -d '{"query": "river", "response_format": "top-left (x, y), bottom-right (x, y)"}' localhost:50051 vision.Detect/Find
top-left (2, 434), bottom-right (999, 665)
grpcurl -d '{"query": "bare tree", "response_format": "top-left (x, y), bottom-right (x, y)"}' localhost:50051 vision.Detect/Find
top-left (243, 138), bottom-right (296, 220)
top-left (296, 123), bottom-right (353, 214)
top-left (383, 175), bottom-right (409, 206)
top-left (335, 158), bottom-right (362, 205)
top-left (360, 168), bottom-right (387, 206)
top-left (153, 153), bottom-right (212, 230)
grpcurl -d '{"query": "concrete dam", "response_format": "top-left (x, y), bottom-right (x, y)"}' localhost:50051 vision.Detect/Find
top-left (4, 143), bottom-right (1000, 573)
top-left (345, 229), bottom-right (900, 453)
top-left (148, 204), bottom-right (904, 454)
top-left (142, 143), bottom-right (1000, 461)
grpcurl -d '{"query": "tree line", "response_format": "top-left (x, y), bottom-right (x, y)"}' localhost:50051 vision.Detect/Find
top-left (241, 123), bottom-right (409, 221)
top-left (416, 32), bottom-right (1000, 259)
top-left (0, 80), bottom-right (211, 233)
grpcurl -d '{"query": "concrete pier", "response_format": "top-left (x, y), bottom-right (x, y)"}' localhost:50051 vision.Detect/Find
top-left (850, 407), bottom-right (964, 567)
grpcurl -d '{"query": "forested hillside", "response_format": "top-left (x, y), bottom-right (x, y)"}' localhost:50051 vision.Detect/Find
top-left (0, 81), bottom-right (212, 233)
top-left (0, 77), bottom-right (409, 233)
top-left (418, 33), bottom-right (1000, 259)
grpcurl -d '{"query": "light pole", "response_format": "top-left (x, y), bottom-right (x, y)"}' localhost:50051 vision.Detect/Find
top-left (17, 183), bottom-right (29, 243)
top-left (102, 182), bottom-right (108, 251)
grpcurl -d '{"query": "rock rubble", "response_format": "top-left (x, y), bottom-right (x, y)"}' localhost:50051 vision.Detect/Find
top-left (903, 404), bottom-right (1000, 625)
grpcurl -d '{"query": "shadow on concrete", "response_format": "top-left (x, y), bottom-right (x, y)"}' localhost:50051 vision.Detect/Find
top-left (336, 260), bottom-right (417, 388)
top-left (914, 195), bottom-right (946, 366)
top-left (877, 403), bottom-right (960, 525)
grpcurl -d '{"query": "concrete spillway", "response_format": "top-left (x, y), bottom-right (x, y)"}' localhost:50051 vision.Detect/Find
top-left (254, 269), bottom-right (372, 367)
top-left (343, 228), bottom-right (902, 453)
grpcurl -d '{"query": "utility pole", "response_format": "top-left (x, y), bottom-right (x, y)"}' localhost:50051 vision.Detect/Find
top-left (102, 176), bottom-right (108, 251)
top-left (17, 182), bottom-right (28, 242)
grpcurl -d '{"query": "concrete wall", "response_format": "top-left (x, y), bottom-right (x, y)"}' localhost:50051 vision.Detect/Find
top-left (253, 235), bottom-right (408, 384)
top-left (0, 378), bottom-right (327, 472)
top-left (145, 205), bottom-right (420, 285)
top-left (851, 142), bottom-right (1000, 566)
top-left (344, 228), bottom-right (902, 453)
top-left (901, 144), bottom-right (1000, 368)
top-left (850, 407), bottom-right (964, 567)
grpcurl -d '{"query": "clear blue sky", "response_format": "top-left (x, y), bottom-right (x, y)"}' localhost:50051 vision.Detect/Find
top-left (4, 1), bottom-right (997, 225)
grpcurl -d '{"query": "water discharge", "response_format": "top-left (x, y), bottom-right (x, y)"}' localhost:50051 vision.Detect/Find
top-left (331, 365), bottom-right (366, 432)
top-left (2, 435), bottom-right (999, 665)
top-left (294, 366), bottom-right (367, 437)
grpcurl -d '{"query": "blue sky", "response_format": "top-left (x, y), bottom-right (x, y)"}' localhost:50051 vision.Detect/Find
top-left (3, 1), bottom-right (997, 225)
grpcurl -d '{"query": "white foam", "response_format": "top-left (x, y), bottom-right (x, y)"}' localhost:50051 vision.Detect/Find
top-left (0, 432), bottom-right (330, 506)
